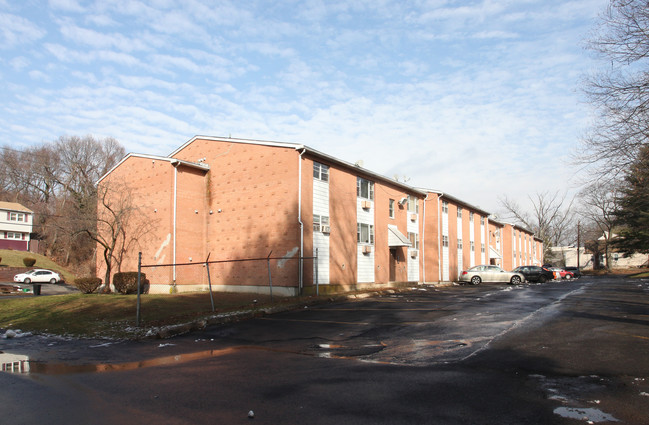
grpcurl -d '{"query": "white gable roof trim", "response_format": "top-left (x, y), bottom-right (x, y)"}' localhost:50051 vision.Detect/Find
top-left (96, 153), bottom-right (209, 185)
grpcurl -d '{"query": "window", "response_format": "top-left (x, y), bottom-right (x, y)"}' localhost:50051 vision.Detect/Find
top-left (442, 235), bottom-right (449, 247)
top-left (442, 201), bottom-right (448, 213)
top-left (8, 212), bottom-right (25, 222)
top-left (357, 223), bottom-right (374, 244)
top-left (5, 232), bottom-right (22, 239)
top-left (480, 216), bottom-right (485, 225)
top-left (458, 238), bottom-right (463, 249)
top-left (457, 207), bottom-right (462, 218)
top-left (407, 195), bottom-right (419, 213)
top-left (408, 232), bottom-right (419, 250)
top-left (470, 241), bottom-right (475, 252)
top-left (389, 199), bottom-right (395, 218)
top-left (357, 177), bottom-right (374, 200)
top-left (313, 215), bottom-right (329, 231)
top-left (313, 162), bottom-right (329, 181)
top-left (470, 212), bottom-right (474, 222)
top-left (481, 243), bottom-right (485, 253)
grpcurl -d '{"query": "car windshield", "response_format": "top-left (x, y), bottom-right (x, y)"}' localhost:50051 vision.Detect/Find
top-left (25, 270), bottom-right (37, 275)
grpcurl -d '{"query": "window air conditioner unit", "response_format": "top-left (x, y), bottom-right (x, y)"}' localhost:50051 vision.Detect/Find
top-left (321, 225), bottom-right (331, 234)
top-left (410, 213), bottom-right (417, 221)
top-left (362, 200), bottom-right (371, 209)
top-left (362, 245), bottom-right (372, 254)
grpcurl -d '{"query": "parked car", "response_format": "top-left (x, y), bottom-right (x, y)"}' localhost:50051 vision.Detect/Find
top-left (564, 267), bottom-right (582, 278)
top-left (13, 269), bottom-right (61, 284)
top-left (550, 267), bottom-right (573, 280)
top-left (512, 265), bottom-right (555, 283)
top-left (459, 265), bottom-right (524, 285)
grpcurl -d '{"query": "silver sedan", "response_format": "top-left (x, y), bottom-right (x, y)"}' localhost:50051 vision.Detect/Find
top-left (458, 265), bottom-right (524, 285)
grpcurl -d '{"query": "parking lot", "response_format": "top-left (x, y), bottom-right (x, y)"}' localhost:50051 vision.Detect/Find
top-left (2, 276), bottom-right (649, 424)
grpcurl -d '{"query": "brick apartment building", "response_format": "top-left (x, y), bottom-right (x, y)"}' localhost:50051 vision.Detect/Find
top-left (97, 136), bottom-right (542, 294)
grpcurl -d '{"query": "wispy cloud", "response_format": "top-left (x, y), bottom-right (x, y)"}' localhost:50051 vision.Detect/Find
top-left (0, 0), bottom-right (609, 212)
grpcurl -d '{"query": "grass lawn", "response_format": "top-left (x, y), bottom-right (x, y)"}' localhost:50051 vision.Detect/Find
top-left (0, 291), bottom-right (305, 339)
top-left (0, 249), bottom-right (76, 283)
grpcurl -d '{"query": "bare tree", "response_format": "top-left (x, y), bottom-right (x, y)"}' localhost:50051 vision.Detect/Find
top-left (0, 136), bottom-right (125, 269)
top-left (499, 191), bottom-right (575, 259)
top-left (581, 0), bottom-right (649, 180)
top-left (576, 181), bottom-right (621, 269)
top-left (81, 180), bottom-right (152, 292)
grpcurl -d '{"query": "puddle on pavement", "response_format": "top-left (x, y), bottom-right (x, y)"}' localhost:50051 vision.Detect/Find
top-left (1, 347), bottom-right (240, 375)
top-left (314, 341), bottom-right (386, 359)
top-left (1, 340), bottom-right (392, 376)
top-left (0, 346), bottom-right (315, 376)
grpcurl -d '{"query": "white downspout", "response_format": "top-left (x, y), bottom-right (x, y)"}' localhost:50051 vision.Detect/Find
top-left (421, 193), bottom-right (428, 283)
top-left (438, 193), bottom-right (443, 282)
top-left (298, 149), bottom-right (305, 294)
top-left (173, 163), bottom-right (178, 283)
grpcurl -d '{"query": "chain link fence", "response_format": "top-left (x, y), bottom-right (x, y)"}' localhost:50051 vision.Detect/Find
top-left (135, 251), bottom-right (320, 326)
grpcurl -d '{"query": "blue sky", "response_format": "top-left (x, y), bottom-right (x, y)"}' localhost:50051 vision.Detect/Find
top-left (1, 0), bottom-right (607, 212)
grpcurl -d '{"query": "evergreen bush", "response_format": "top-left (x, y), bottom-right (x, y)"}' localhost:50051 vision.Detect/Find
top-left (22, 257), bottom-right (36, 267)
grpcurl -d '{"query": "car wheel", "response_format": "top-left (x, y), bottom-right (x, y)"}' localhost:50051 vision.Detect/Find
top-left (50, 278), bottom-right (57, 284)
top-left (510, 275), bottom-right (522, 285)
top-left (539, 276), bottom-right (547, 283)
top-left (24, 278), bottom-right (31, 284)
top-left (565, 274), bottom-right (572, 280)
top-left (470, 276), bottom-right (481, 285)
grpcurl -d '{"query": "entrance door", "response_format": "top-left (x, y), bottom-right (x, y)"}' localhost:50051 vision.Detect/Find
top-left (389, 248), bottom-right (398, 281)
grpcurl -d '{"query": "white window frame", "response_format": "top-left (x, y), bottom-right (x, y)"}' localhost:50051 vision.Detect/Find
top-left (357, 177), bottom-right (374, 200)
top-left (457, 207), bottom-right (462, 218)
top-left (442, 201), bottom-right (448, 214)
top-left (389, 199), bottom-right (395, 218)
top-left (442, 235), bottom-right (449, 247)
top-left (407, 195), bottom-right (419, 213)
top-left (313, 162), bottom-right (329, 181)
top-left (357, 223), bottom-right (374, 245)
top-left (8, 212), bottom-right (25, 222)
top-left (313, 214), bottom-right (329, 231)
top-left (408, 232), bottom-right (419, 250)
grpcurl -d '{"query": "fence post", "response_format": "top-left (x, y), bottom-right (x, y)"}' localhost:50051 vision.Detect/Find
top-left (315, 248), bottom-right (319, 296)
top-left (136, 251), bottom-right (142, 327)
top-left (205, 253), bottom-right (215, 312)
top-left (267, 251), bottom-right (273, 302)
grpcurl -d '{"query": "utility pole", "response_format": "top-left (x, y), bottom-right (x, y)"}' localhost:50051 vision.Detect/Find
top-left (577, 221), bottom-right (581, 269)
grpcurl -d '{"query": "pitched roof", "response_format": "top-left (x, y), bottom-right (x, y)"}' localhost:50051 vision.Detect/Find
top-left (0, 201), bottom-right (32, 213)
top-left (172, 135), bottom-right (428, 196)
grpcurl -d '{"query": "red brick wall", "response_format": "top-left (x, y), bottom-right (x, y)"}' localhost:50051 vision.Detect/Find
top-left (422, 193), bottom-right (440, 282)
top-left (173, 139), bottom-right (301, 288)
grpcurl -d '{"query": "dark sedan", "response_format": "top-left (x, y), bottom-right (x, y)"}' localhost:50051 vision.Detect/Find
top-left (512, 265), bottom-right (555, 283)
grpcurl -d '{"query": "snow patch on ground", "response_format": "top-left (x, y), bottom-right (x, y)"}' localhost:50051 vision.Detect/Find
top-left (1, 329), bottom-right (32, 339)
top-left (553, 407), bottom-right (619, 423)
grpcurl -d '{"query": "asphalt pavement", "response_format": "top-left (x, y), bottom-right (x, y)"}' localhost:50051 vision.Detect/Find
top-left (1, 276), bottom-right (648, 424)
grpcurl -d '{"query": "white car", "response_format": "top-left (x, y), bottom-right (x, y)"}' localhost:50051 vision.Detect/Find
top-left (13, 269), bottom-right (61, 284)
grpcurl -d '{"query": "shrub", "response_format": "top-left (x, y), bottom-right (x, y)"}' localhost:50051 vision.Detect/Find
top-left (23, 257), bottom-right (36, 267)
top-left (113, 272), bottom-right (149, 295)
top-left (74, 277), bottom-right (102, 294)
